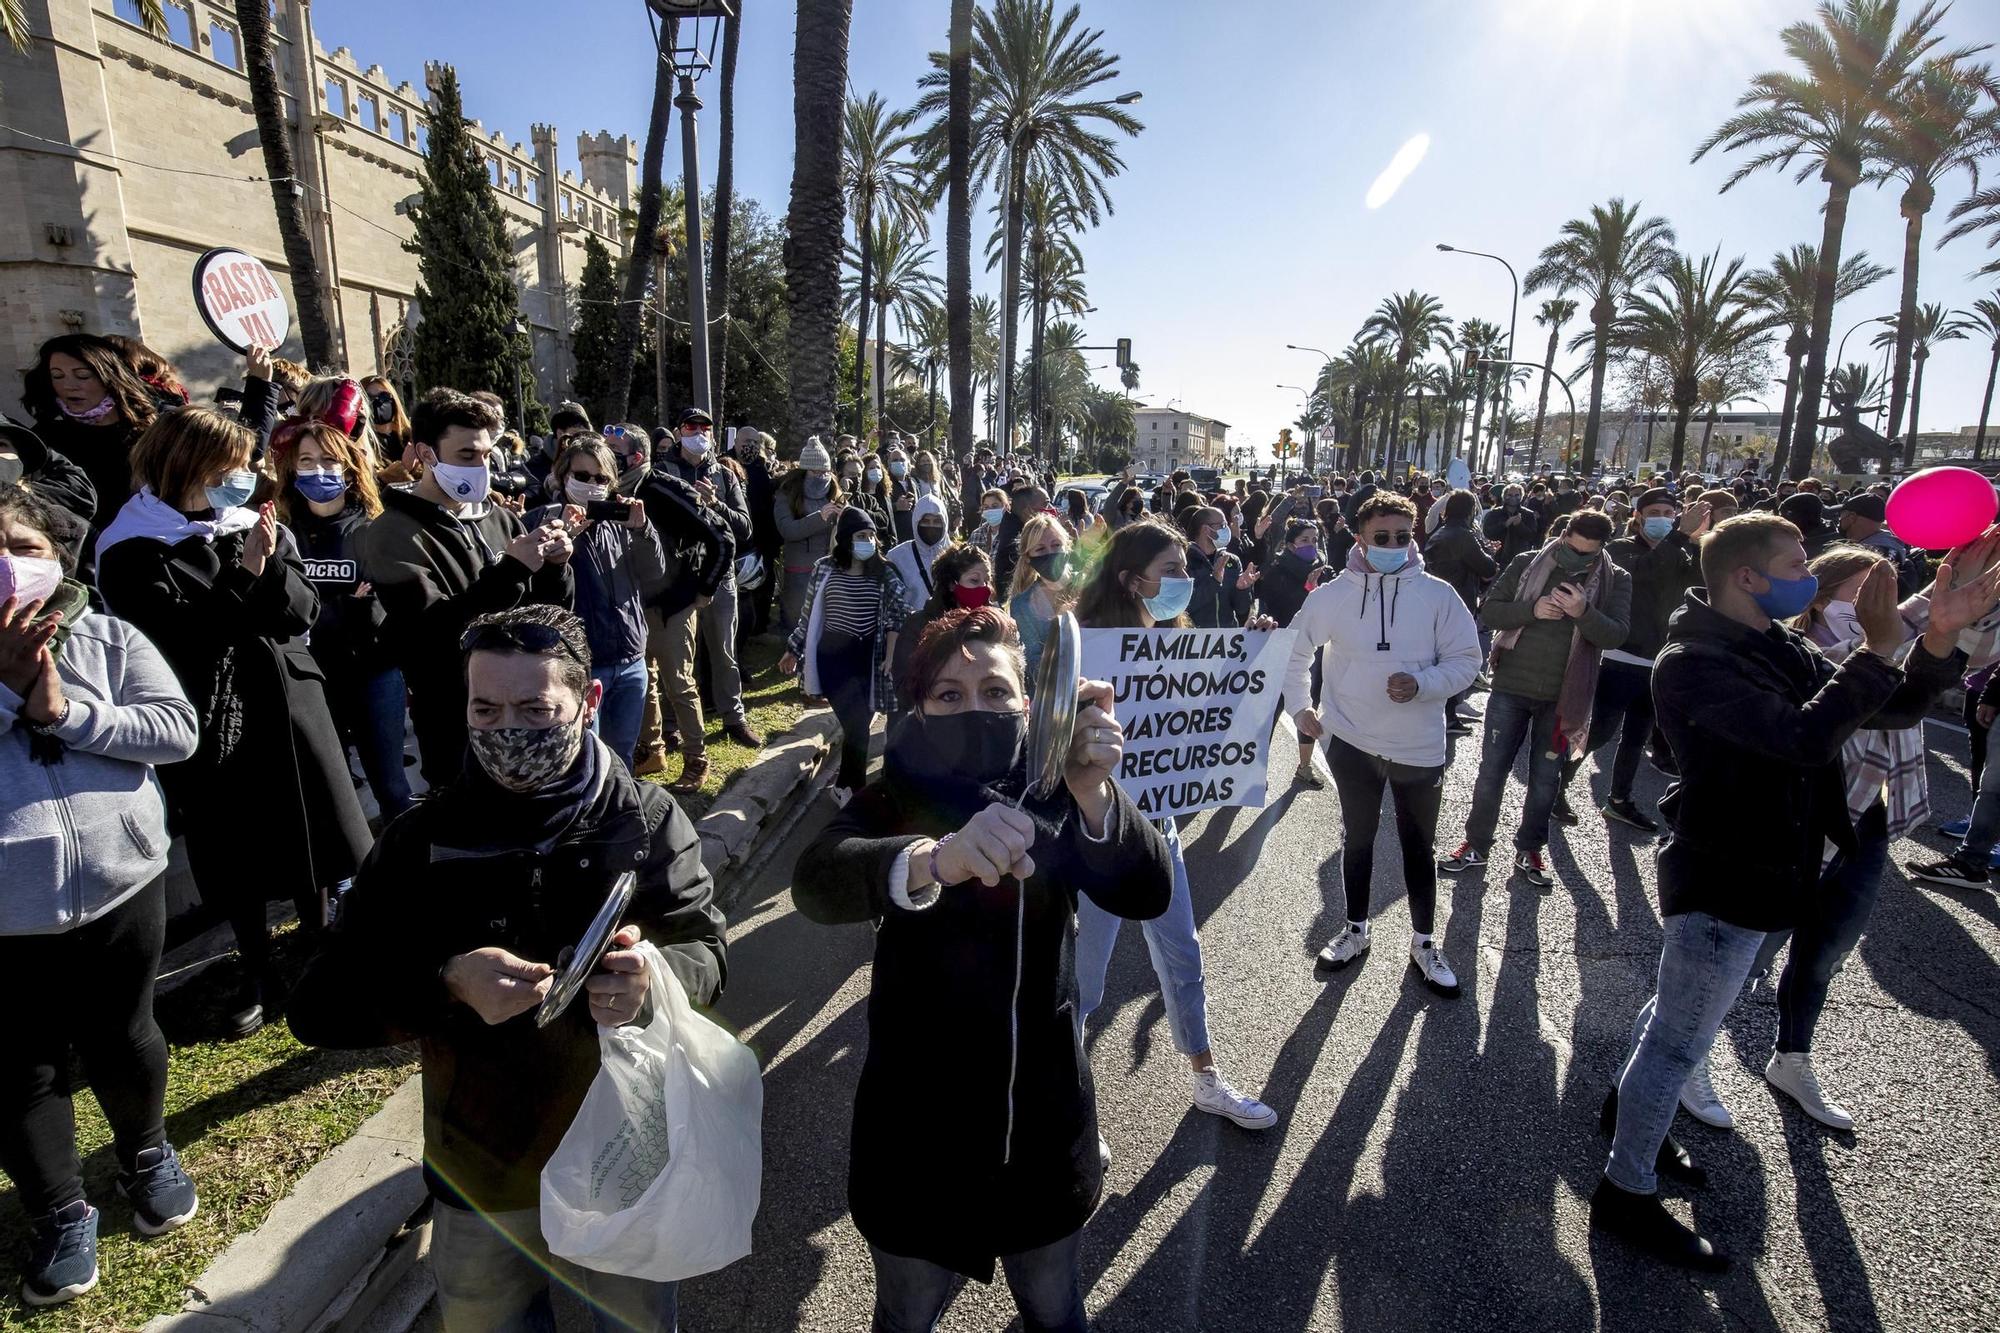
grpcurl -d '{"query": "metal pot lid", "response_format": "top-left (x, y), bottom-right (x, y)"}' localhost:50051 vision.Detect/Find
top-left (535, 870), bottom-right (639, 1028)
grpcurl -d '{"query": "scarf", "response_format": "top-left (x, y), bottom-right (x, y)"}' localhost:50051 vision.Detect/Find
top-left (452, 729), bottom-right (607, 853)
top-left (1812, 601), bottom-right (1930, 848)
top-left (58, 395), bottom-right (117, 423)
top-left (98, 487), bottom-right (260, 558)
top-left (1488, 541), bottom-right (1611, 757)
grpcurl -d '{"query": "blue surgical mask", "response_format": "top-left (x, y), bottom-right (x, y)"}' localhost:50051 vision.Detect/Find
top-left (851, 539), bottom-right (877, 562)
top-left (1751, 570), bottom-right (1818, 621)
top-left (205, 468), bottom-right (259, 511)
top-left (1142, 575), bottom-right (1195, 622)
top-left (982, 507), bottom-right (1005, 527)
top-left (1213, 525), bottom-right (1232, 547)
top-left (1364, 543), bottom-right (1407, 574)
top-left (889, 460), bottom-right (908, 478)
top-left (292, 468), bottom-right (347, 504)
top-left (1641, 515), bottom-right (1675, 543)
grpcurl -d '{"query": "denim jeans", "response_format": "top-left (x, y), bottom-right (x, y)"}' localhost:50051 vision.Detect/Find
top-left (1462, 690), bottom-right (1563, 854)
top-left (1606, 912), bottom-right (1767, 1195)
top-left (430, 1202), bottom-right (678, 1332)
top-left (1075, 817), bottom-right (1212, 1057)
top-left (333, 667), bottom-right (412, 820)
top-left (869, 1231), bottom-right (1086, 1333)
top-left (1751, 804), bottom-right (1888, 1053)
top-left (591, 657), bottom-right (650, 770)
top-left (1958, 733), bottom-right (2000, 859)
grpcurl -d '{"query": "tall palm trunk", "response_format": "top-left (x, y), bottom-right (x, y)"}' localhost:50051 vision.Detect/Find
top-left (1976, 339), bottom-right (2000, 461)
top-left (946, 0), bottom-right (975, 462)
top-left (1412, 383), bottom-right (1427, 472)
top-left (876, 299), bottom-right (890, 435)
top-left (1667, 385), bottom-right (1696, 474)
top-left (1886, 184), bottom-right (1933, 441)
top-left (998, 158), bottom-right (1027, 452)
top-left (784, 0), bottom-right (853, 439)
top-left (1770, 329), bottom-right (1806, 479)
top-left (1906, 346), bottom-right (1930, 463)
top-left (610, 18), bottom-right (674, 421)
top-left (1468, 363), bottom-right (1490, 476)
top-left (1790, 178), bottom-right (1855, 480)
top-left (1580, 295), bottom-right (1614, 477)
top-left (1528, 320), bottom-right (1560, 470)
top-left (236, 0), bottom-right (334, 367)
top-left (708, 6), bottom-right (740, 423)
top-left (851, 205), bottom-right (874, 440)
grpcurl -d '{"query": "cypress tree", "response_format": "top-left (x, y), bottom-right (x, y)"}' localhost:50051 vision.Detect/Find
top-left (567, 234), bottom-right (622, 425)
top-left (407, 64), bottom-right (539, 429)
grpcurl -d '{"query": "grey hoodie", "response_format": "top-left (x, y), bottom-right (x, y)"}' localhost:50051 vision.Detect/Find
top-left (0, 609), bottom-right (197, 935)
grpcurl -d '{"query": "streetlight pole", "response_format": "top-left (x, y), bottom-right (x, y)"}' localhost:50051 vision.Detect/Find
top-left (649, 1), bottom-right (733, 415)
top-left (1438, 243), bottom-right (1519, 465)
top-left (1479, 357), bottom-right (1572, 474)
top-left (1285, 344), bottom-right (1334, 474)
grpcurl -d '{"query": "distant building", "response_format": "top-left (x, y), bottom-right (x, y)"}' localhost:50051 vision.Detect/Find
top-left (3, 0), bottom-right (639, 417)
top-left (1133, 408), bottom-right (1229, 472)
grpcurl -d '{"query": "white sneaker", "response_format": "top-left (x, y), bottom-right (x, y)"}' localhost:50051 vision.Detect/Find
top-left (1191, 1068), bottom-right (1278, 1130)
top-left (1765, 1051), bottom-right (1854, 1130)
top-left (1408, 938), bottom-right (1460, 995)
top-left (1294, 761), bottom-right (1327, 789)
top-left (828, 785), bottom-right (853, 809)
top-left (1678, 1053), bottom-right (1735, 1130)
top-left (1316, 923), bottom-right (1370, 969)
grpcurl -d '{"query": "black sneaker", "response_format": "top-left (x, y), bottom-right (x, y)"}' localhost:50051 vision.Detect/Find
top-left (1438, 842), bottom-right (1486, 874)
top-left (1550, 790), bottom-right (1580, 826)
top-left (119, 1143), bottom-right (199, 1237)
top-left (1446, 719), bottom-right (1474, 737)
top-left (20, 1201), bottom-right (97, 1307)
top-left (1906, 854), bottom-right (1992, 891)
top-left (1589, 1178), bottom-right (1729, 1272)
top-left (1598, 1086), bottom-right (1708, 1187)
top-left (1602, 797), bottom-right (1659, 833)
top-left (1514, 848), bottom-right (1554, 889)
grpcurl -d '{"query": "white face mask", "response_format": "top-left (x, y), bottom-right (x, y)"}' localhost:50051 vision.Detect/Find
top-left (865, 467), bottom-right (883, 484)
top-left (428, 454), bottom-right (492, 506)
top-left (566, 477), bottom-right (609, 505)
top-left (1822, 598), bottom-right (1861, 643)
top-left (681, 432), bottom-right (711, 459)
top-left (0, 554), bottom-right (64, 606)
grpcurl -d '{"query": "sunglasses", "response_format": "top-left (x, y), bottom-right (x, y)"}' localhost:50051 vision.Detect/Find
top-left (1369, 531), bottom-right (1415, 547)
top-left (567, 469), bottom-right (608, 485)
top-left (459, 620), bottom-right (589, 666)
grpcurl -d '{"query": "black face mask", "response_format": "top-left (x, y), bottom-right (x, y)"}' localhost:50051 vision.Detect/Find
top-left (886, 709), bottom-right (1026, 788)
top-left (1029, 550), bottom-right (1069, 582)
top-left (370, 393), bottom-right (396, 425)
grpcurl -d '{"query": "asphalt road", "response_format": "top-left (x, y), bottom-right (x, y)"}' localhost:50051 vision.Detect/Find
top-left (675, 710), bottom-right (2000, 1333)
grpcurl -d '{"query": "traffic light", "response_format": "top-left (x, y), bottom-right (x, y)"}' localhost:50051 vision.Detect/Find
top-left (1115, 338), bottom-right (1133, 370)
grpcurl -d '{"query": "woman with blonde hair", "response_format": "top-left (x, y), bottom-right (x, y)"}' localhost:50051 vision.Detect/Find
top-left (1007, 513), bottom-right (1074, 678)
top-left (273, 422), bottom-right (408, 820)
top-left (97, 408), bottom-right (371, 1037)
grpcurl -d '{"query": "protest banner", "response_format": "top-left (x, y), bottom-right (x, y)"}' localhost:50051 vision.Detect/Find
top-left (192, 247), bottom-right (290, 353)
top-left (1079, 626), bottom-right (1297, 819)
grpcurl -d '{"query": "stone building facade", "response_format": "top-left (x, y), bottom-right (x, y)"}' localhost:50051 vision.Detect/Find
top-left (2, 0), bottom-right (637, 420)
top-left (1133, 408), bottom-right (1230, 473)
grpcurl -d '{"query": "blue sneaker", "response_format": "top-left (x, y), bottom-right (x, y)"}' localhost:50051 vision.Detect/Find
top-left (1989, 843), bottom-right (2000, 873)
top-left (1939, 817), bottom-right (1971, 839)
top-left (118, 1143), bottom-right (198, 1237)
top-left (20, 1201), bottom-right (97, 1307)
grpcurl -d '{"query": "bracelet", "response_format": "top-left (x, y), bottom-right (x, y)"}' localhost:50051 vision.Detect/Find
top-left (26, 698), bottom-right (71, 735)
top-left (927, 833), bottom-right (956, 888)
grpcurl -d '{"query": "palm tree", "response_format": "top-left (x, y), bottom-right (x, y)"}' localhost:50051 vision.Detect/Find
top-left (708, 3), bottom-right (742, 421)
top-left (609, 16), bottom-right (677, 421)
top-left (1873, 301), bottom-right (1975, 462)
top-left (1966, 294), bottom-right (2000, 458)
top-left (1695, 0), bottom-right (1974, 479)
top-left (842, 94), bottom-right (925, 439)
top-left (1869, 56), bottom-right (2000, 439)
top-left (1456, 318), bottom-right (1507, 470)
top-left (969, 292), bottom-right (1002, 439)
top-left (946, 0), bottom-right (976, 462)
top-left (784, 0), bottom-right (854, 442)
top-left (1527, 297), bottom-right (1578, 471)
top-left (1614, 250), bottom-right (1773, 474)
top-left (1525, 198), bottom-right (1677, 476)
top-left (1741, 243), bottom-right (1892, 475)
top-left (1361, 290), bottom-right (1452, 470)
top-left (914, 0), bottom-right (1142, 451)
top-left (847, 218), bottom-right (943, 426)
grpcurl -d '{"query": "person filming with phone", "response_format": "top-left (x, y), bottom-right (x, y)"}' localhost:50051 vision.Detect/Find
top-left (290, 603), bottom-right (725, 1332)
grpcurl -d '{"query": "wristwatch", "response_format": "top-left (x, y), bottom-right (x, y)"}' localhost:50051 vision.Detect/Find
top-left (24, 699), bottom-right (70, 735)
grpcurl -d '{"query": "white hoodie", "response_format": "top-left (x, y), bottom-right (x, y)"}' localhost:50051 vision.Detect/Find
top-left (1281, 561), bottom-right (1481, 768)
top-left (887, 492), bottom-right (952, 614)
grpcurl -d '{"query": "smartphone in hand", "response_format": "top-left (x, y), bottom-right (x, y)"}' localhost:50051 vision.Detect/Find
top-left (584, 498), bottom-right (629, 522)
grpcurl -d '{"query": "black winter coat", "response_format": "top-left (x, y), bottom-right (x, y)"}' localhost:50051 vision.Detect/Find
top-left (288, 741), bottom-right (727, 1213)
top-left (34, 414), bottom-right (144, 530)
top-left (794, 761), bottom-right (1170, 1282)
top-left (630, 470), bottom-right (731, 619)
top-left (1188, 546), bottom-right (1252, 628)
top-left (1261, 548), bottom-right (1333, 628)
top-left (1653, 590), bottom-right (1960, 931)
top-left (289, 500), bottom-right (390, 683)
top-left (1483, 503), bottom-right (1545, 566)
top-left (1606, 528), bottom-right (1700, 660)
top-left (740, 457), bottom-right (781, 555)
top-left (1424, 520), bottom-right (1498, 612)
top-left (97, 524), bottom-right (372, 898)
top-left (657, 451), bottom-right (754, 563)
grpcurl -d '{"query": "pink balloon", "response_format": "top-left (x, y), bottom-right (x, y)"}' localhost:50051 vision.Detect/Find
top-left (1885, 466), bottom-right (1998, 551)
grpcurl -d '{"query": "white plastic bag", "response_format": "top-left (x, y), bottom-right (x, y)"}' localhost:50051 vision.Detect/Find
top-left (540, 940), bottom-right (763, 1281)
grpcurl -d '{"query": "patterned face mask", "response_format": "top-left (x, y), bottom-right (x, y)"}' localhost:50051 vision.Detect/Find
top-left (466, 714), bottom-right (586, 792)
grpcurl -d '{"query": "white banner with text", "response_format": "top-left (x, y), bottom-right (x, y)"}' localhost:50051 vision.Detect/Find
top-left (1079, 627), bottom-right (1297, 820)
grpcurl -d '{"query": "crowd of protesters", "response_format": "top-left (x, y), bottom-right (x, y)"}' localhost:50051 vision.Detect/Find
top-left (5, 328), bottom-right (1998, 1321)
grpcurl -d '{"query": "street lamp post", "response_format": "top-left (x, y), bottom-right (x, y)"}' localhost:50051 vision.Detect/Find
top-left (1438, 243), bottom-right (1519, 466)
top-left (1285, 344), bottom-right (1335, 474)
top-left (1478, 357), bottom-right (1572, 476)
top-left (507, 315), bottom-right (529, 430)
top-left (648, 1), bottom-right (734, 415)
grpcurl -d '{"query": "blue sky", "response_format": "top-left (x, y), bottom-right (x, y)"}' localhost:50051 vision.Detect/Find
top-left (315, 0), bottom-right (2000, 458)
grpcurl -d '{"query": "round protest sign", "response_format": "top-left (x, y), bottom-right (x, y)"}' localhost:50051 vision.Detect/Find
top-left (191, 248), bottom-right (291, 354)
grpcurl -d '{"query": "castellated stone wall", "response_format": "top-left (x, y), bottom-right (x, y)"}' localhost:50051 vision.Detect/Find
top-left (1, 0), bottom-right (639, 419)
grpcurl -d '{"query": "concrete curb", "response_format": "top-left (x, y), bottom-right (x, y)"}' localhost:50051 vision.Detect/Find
top-left (148, 708), bottom-right (837, 1331)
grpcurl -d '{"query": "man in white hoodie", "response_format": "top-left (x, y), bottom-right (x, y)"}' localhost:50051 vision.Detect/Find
top-left (1284, 492), bottom-right (1482, 993)
top-left (886, 493), bottom-right (953, 616)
